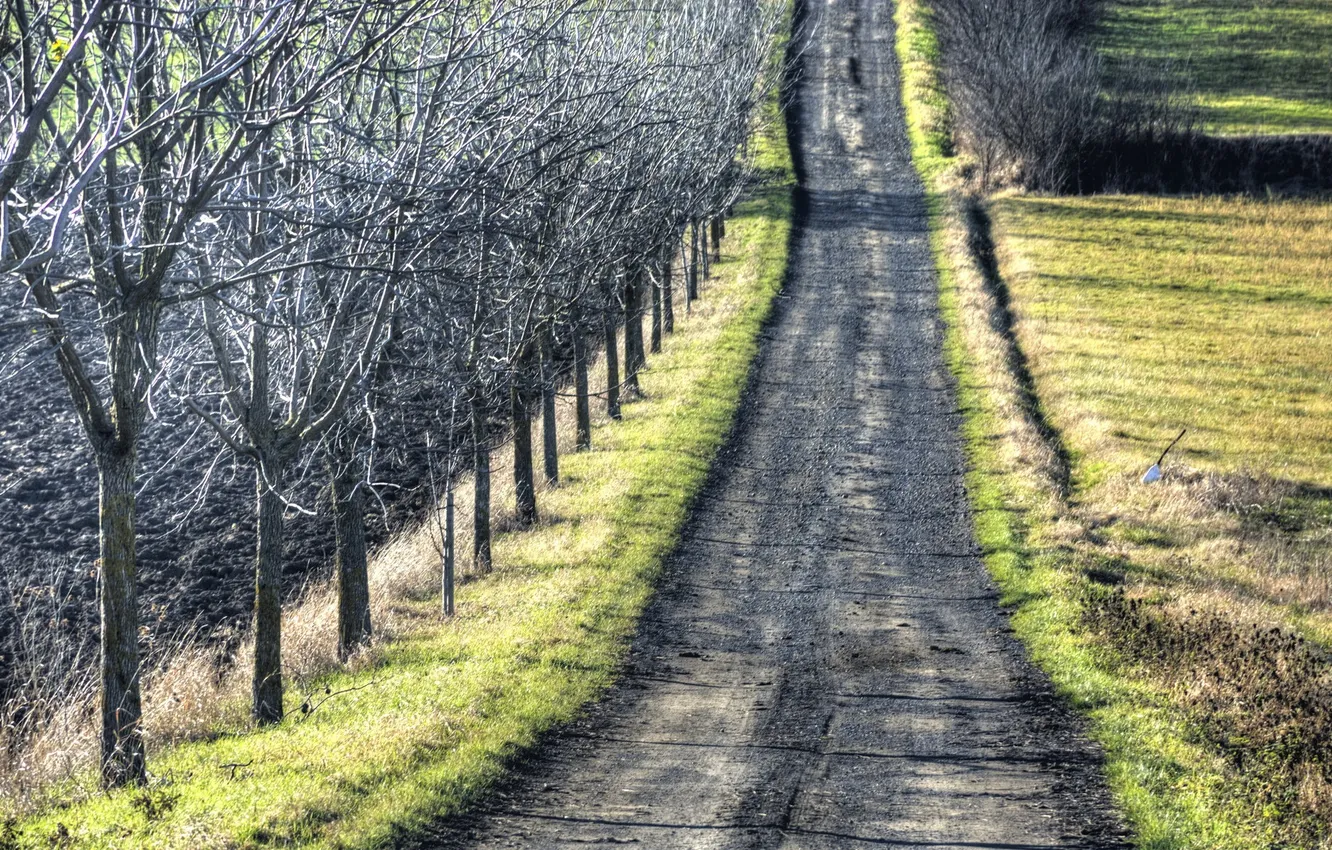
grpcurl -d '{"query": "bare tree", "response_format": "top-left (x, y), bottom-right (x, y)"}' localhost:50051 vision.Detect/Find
top-left (0, 0), bottom-right (785, 787)
top-left (1, 0), bottom-right (428, 773)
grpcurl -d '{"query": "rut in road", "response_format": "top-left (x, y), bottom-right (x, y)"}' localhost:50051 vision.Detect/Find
top-left (406, 0), bottom-right (1130, 847)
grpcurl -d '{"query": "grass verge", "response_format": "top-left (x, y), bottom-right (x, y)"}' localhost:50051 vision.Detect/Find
top-left (2, 98), bottom-right (793, 850)
top-left (895, 1), bottom-right (1332, 847)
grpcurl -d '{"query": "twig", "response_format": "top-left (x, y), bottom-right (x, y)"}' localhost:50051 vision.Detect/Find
top-left (1156, 428), bottom-right (1187, 467)
top-left (293, 676), bottom-right (379, 721)
top-left (219, 760), bottom-right (253, 780)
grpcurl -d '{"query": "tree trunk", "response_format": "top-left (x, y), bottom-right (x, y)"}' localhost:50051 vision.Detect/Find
top-left (650, 269), bottom-right (662, 354)
top-left (662, 255), bottom-right (675, 334)
top-left (512, 378), bottom-right (537, 528)
top-left (541, 333), bottom-right (559, 484)
top-left (700, 220), bottom-right (711, 279)
top-left (96, 448), bottom-right (146, 787)
top-left (711, 217), bottom-right (722, 261)
top-left (252, 457), bottom-right (285, 725)
top-left (16, 240), bottom-right (150, 786)
top-left (443, 488), bottom-right (454, 616)
top-left (332, 461), bottom-right (371, 660)
top-left (687, 222), bottom-right (699, 304)
top-left (624, 274), bottom-right (643, 397)
top-left (471, 397), bottom-right (492, 573)
top-left (574, 327), bottom-right (591, 450)
top-left (604, 312), bottom-right (621, 420)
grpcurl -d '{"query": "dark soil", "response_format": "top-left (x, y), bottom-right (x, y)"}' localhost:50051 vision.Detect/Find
top-left (0, 314), bottom-right (436, 693)
top-left (400, 0), bottom-right (1133, 847)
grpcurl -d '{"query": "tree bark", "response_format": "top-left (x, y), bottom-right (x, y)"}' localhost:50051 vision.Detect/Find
top-left (471, 397), bottom-right (492, 573)
top-left (252, 457), bottom-right (285, 725)
top-left (711, 217), bottom-right (722, 261)
top-left (624, 273), bottom-right (644, 397)
top-left (443, 488), bottom-right (455, 616)
top-left (662, 255), bottom-right (675, 334)
top-left (96, 448), bottom-right (146, 787)
top-left (541, 332), bottom-right (559, 484)
top-left (687, 222), bottom-right (699, 304)
top-left (650, 268), bottom-right (662, 354)
top-left (332, 461), bottom-right (371, 660)
top-left (512, 377), bottom-right (537, 528)
top-left (604, 312), bottom-right (621, 420)
top-left (574, 326), bottom-right (591, 450)
top-left (700, 219), bottom-right (711, 279)
top-left (21, 228), bottom-right (159, 784)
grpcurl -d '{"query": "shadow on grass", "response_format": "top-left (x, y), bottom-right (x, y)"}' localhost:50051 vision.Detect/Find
top-left (1079, 133), bottom-right (1332, 196)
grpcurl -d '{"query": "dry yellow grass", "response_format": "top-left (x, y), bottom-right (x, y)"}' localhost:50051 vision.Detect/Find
top-left (991, 191), bottom-right (1332, 626)
top-left (994, 195), bottom-right (1332, 485)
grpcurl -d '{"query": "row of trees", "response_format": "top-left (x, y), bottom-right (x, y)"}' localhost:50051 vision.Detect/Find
top-left (1, 0), bottom-right (782, 787)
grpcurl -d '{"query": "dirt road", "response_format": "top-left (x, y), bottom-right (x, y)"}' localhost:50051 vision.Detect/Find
top-left (408, 0), bottom-right (1129, 847)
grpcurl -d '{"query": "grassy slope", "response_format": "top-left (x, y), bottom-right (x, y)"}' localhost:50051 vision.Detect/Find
top-left (8, 107), bottom-right (793, 850)
top-left (1100, 0), bottom-right (1332, 135)
top-left (895, 1), bottom-right (1332, 848)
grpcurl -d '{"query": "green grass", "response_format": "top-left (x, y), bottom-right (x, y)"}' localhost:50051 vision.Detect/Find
top-left (893, 1), bottom-right (1328, 846)
top-left (988, 192), bottom-right (1332, 641)
top-left (1100, 0), bottom-right (1332, 135)
top-left (6, 101), bottom-right (793, 850)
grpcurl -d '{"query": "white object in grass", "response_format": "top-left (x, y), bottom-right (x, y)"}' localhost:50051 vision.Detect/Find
top-left (1141, 428), bottom-right (1186, 485)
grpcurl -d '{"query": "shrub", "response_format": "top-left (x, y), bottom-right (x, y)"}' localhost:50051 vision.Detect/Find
top-left (930, 0), bottom-right (1194, 192)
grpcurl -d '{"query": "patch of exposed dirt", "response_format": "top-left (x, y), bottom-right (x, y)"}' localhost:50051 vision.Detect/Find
top-left (0, 315), bottom-right (434, 692)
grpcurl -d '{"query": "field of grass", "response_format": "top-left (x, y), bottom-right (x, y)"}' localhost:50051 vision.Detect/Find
top-left (993, 194), bottom-right (1332, 490)
top-left (896, 0), bottom-right (1332, 846)
top-left (988, 190), bottom-right (1332, 846)
top-left (1, 100), bottom-right (793, 850)
top-left (1100, 0), bottom-right (1332, 135)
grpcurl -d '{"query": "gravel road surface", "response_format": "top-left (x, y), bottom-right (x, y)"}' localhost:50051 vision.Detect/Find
top-left (407, 0), bottom-right (1130, 847)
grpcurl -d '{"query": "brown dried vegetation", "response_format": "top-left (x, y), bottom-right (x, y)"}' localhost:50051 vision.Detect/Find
top-left (1088, 587), bottom-right (1332, 838)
